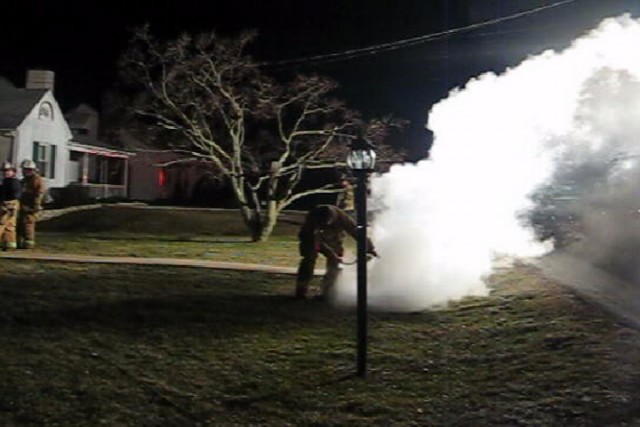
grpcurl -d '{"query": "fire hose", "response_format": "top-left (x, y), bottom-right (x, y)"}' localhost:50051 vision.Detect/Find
top-left (317, 242), bottom-right (379, 266)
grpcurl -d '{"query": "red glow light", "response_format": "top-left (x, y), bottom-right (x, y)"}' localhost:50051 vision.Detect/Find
top-left (158, 168), bottom-right (166, 187)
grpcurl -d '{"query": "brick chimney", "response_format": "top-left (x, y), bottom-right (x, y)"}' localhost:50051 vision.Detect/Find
top-left (25, 70), bottom-right (55, 92)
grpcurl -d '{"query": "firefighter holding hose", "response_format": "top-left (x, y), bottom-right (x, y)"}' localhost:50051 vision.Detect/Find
top-left (295, 204), bottom-right (377, 299)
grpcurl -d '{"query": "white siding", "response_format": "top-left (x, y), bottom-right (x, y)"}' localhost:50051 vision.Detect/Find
top-left (14, 90), bottom-right (71, 189)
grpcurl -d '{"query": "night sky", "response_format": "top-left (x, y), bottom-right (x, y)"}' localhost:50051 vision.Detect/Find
top-left (1, 0), bottom-right (639, 156)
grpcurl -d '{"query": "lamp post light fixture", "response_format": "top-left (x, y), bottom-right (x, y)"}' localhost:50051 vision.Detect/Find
top-left (346, 135), bottom-right (376, 378)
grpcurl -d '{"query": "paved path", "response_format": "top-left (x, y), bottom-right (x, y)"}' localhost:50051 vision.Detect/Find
top-left (0, 252), bottom-right (319, 276)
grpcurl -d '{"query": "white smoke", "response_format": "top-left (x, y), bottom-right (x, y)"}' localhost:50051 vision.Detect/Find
top-left (333, 14), bottom-right (640, 312)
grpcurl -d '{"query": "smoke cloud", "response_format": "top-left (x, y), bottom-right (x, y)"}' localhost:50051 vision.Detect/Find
top-left (333, 14), bottom-right (640, 312)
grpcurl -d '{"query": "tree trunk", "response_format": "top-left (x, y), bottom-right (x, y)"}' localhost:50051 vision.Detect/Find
top-left (241, 206), bottom-right (263, 242)
top-left (256, 200), bottom-right (279, 242)
top-left (230, 178), bottom-right (262, 242)
top-left (228, 174), bottom-right (284, 242)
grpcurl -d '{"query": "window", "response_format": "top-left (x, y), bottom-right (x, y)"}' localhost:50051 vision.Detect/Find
top-left (38, 102), bottom-right (54, 121)
top-left (106, 158), bottom-right (125, 185)
top-left (86, 154), bottom-right (126, 185)
top-left (87, 154), bottom-right (103, 184)
top-left (32, 141), bottom-right (56, 179)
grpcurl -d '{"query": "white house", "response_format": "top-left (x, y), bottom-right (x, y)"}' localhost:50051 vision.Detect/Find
top-left (0, 70), bottom-right (70, 189)
top-left (0, 70), bottom-right (133, 202)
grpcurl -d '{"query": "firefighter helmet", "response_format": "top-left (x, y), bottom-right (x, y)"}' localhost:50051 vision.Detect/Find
top-left (314, 205), bottom-right (336, 226)
top-left (1, 161), bottom-right (15, 171)
top-left (20, 159), bottom-right (36, 169)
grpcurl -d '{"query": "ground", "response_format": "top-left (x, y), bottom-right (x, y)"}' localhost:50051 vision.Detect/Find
top-left (1, 206), bottom-right (640, 425)
top-left (35, 206), bottom-right (305, 265)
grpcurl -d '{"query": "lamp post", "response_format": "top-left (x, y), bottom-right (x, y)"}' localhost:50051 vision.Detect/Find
top-left (346, 135), bottom-right (376, 378)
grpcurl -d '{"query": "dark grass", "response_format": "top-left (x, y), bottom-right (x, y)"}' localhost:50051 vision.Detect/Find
top-left (1, 260), bottom-right (640, 425)
top-left (34, 233), bottom-right (303, 266)
top-left (35, 207), bottom-right (338, 266)
top-left (40, 206), bottom-right (303, 237)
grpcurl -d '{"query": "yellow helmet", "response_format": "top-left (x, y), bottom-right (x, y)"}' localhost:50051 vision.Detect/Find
top-left (20, 159), bottom-right (36, 169)
top-left (1, 161), bottom-right (15, 171)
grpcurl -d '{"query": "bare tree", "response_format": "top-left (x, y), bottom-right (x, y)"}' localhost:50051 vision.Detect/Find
top-left (120, 26), bottom-right (404, 241)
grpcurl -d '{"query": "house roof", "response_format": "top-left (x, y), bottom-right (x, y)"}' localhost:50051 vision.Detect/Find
top-left (69, 141), bottom-right (134, 158)
top-left (73, 139), bottom-right (121, 149)
top-left (0, 77), bottom-right (47, 129)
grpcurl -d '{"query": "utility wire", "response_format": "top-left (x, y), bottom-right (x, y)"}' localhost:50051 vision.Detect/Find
top-left (260, 0), bottom-right (579, 68)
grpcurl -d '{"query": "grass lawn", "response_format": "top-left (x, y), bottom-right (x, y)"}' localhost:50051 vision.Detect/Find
top-left (36, 206), bottom-right (354, 267)
top-left (1, 260), bottom-right (640, 425)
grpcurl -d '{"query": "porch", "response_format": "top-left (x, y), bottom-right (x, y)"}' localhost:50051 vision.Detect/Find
top-left (64, 143), bottom-right (133, 201)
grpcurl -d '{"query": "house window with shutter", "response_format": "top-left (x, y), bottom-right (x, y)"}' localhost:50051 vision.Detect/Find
top-left (32, 141), bottom-right (56, 179)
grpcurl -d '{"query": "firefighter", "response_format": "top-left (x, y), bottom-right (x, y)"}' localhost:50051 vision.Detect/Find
top-left (0, 162), bottom-right (21, 250)
top-left (18, 159), bottom-right (46, 249)
top-left (295, 204), bottom-right (377, 299)
top-left (336, 174), bottom-right (355, 215)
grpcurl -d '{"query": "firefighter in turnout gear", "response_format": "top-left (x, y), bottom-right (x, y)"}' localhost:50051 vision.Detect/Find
top-left (295, 205), bottom-right (377, 299)
top-left (336, 175), bottom-right (355, 216)
top-left (0, 162), bottom-right (21, 250)
top-left (18, 159), bottom-right (46, 249)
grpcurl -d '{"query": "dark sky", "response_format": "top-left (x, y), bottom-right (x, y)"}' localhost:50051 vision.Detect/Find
top-left (1, 0), bottom-right (639, 156)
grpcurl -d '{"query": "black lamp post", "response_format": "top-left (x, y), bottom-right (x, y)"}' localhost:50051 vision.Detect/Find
top-left (346, 135), bottom-right (376, 378)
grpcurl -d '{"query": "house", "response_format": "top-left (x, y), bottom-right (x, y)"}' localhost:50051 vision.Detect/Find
top-left (65, 103), bottom-right (133, 200)
top-left (0, 68), bottom-right (226, 205)
top-left (0, 70), bottom-right (133, 203)
top-left (0, 70), bottom-right (70, 189)
top-left (128, 150), bottom-right (226, 204)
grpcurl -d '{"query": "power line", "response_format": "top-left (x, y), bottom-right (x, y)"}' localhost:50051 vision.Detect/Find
top-left (260, 0), bottom-right (579, 68)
